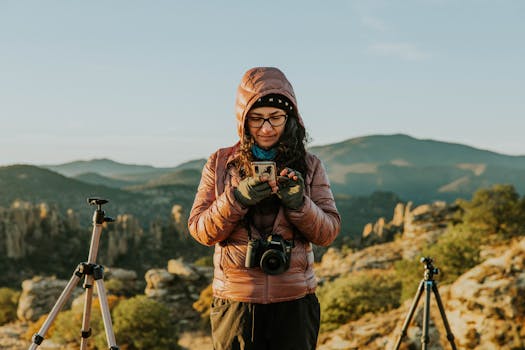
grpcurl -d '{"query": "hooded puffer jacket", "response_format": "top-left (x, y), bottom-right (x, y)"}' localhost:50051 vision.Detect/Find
top-left (188, 67), bottom-right (341, 303)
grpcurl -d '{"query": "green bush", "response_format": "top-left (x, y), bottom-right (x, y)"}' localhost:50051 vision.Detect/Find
top-left (394, 258), bottom-right (423, 302)
top-left (193, 284), bottom-right (213, 329)
top-left (0, 287), bottom-right (20, 325)
top-left (50, 294), bottom-right (121, 348)
top-left (51, 295), bottom-right (178, 349)
top-left (395, 225), bottom-right (485, 301)
top-left (194, 255), bottom-right (213, 267)
top-left (317, 270), bottom-right (401, 332)
top-left (460, 184), bottom-right (525, 237)
top-left (111, 295), bottom-right (180, 350)
top-left (426, 225), bottom-right (484, 282)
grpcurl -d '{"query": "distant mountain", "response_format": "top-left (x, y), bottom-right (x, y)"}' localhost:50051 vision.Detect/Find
top-left (139, 168), bottom-right (204, 188)
top-left (310, 134), bottom-right (525, 168)
top-left (73, 172), bottom-right (139, 188)
top-left (0, 165), bottom-right (193, 225)
top-left (44, 158), bottom-right (206, 189)
top-left (35, 134), bottom-right (525, 204)
top-left (44, 158), bottom-right (172, 177)
top-left (309, 134), bottom-right (525, 203)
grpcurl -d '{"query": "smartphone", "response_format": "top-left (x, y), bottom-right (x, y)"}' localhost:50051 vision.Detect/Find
top-left (251, 161), bottom-right (276, 182)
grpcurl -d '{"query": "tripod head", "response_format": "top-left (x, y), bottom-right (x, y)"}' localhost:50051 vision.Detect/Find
top-left (87, 198), bottom-right (114, 224)
top-left (88, 198), bottom-right (108, 210)
top-left (420, 256), bottom-right (439, 281)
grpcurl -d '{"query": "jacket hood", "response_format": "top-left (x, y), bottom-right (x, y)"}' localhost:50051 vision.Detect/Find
top-left (235, 67), bottom-right (304, 140)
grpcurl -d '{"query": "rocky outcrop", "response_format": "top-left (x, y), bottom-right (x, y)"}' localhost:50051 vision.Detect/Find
top-left (0, 201), bottom-right (68, 259)
top-left (443, 238), bottom-right (525, 349)
top-left (103, 214), bottom-right (143, 266)
top-left (316, 243), bottom-right (403, 281)
top-left (144, 258), bottom-right (212, 330)
top-left (359, 201), bottom-right (459, 248)
top-left (403, 201), bottom-right (458, 237)
top-left (318, 238), bottom-right (525, 349)
top-left (16, 276), bottom-right (77, 322)
top-left (16, 267), bottom-right (139, 323)
top-left (317, 202), bottom-right (458, 281)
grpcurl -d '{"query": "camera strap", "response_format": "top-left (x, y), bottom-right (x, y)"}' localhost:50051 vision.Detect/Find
top-left (243, 213), bottom-right (254, 241)
top-left (242, 208), bottom-right (296, 247)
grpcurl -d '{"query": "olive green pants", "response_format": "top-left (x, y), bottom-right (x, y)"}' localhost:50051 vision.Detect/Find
top-left (210, 294), bottom-right (320, 350)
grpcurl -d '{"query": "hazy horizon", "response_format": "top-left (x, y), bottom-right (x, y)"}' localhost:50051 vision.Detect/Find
top-left (1, 132), bottom-right (522, 169)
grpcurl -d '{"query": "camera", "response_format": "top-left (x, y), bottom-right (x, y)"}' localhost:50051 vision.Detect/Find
top-left (245, 234), bottom-right (293, 275)
top-left (420, 256), bottom-right (439, 276)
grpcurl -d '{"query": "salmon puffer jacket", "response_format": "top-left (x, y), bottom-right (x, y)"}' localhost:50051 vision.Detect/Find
top-left (188, 67), bottom-right (341, 303)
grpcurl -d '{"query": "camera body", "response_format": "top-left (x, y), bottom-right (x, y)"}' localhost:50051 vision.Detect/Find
top-left (245, 234), bottom-right (293, 275)
top-left (420, 256), bottom-right (439, 279)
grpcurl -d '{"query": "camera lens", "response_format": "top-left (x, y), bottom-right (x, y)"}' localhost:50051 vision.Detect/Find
top-left (260, 250), bottom-right (287, 275)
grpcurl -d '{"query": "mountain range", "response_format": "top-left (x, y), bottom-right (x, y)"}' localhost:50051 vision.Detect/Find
top-left (41, 133), bottom-right (525, 203)
top-left (309, 134), bottom-right (525, 202)
top-left (1, 133), bottom-right (523, 237)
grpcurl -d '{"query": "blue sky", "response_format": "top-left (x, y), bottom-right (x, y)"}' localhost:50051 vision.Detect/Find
top-left (1, 0), bottom-right (524, 167)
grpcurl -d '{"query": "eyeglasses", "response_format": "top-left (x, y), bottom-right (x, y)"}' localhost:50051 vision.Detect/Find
top-left (246, 114), bottom-right (288, 128)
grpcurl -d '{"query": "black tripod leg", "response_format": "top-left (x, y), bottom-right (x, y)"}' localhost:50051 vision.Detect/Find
top-left (421, 281), bottom-right (432, 350)
top-left (28, 270), bottom-right (82, 350)
top-left (431, 283), bottom-right (457, 350)
top-left (393, 280), bottom-right (425, 350)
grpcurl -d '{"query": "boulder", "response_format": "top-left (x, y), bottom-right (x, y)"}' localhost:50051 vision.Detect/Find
top-left (17, 276), bottom-right (80, 322)
top-left (167, 258), bottom-right (200, 281)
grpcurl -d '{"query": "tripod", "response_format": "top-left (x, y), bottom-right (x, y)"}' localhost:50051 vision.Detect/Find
top-left (29, 198), bottom-right (119, 350)
top-left (393, 257), bottom-right (457, 350)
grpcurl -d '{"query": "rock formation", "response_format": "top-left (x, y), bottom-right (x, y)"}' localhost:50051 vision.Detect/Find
top-left (16, 276), bottom-right (76, 322)
top-left (443, 238), bottom-right (525, 349)
top-left (144, 258), bottom-right (212, 330)
top-left (317, 204), bottom-right (525, 349)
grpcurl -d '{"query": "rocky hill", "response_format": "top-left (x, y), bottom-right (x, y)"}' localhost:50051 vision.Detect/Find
top-left (316, 201), bottom-right (525, 349)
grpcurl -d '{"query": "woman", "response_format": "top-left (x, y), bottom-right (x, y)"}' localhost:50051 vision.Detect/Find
top-left (188, 67), bottom-right (341, 350)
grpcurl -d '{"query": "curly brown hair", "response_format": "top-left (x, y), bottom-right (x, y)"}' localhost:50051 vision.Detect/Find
top-left (235, 115), bottom-right (309, 178)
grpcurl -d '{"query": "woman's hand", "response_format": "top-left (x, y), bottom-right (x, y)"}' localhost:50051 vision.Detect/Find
top-left (234, 176), bottom-right (273, 207)
top-left (277, 168), bottom-right (305, 210)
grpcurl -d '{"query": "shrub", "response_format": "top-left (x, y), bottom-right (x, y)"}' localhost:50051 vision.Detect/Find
top-left (425, 225), bottom-right (484, 282)
top-left (23, 314), bottom-right (55, 341)
top-left (51, 294), bottom-right (121, 348)
top-left (0, 287), bottom-right (20, 325)
top-left (111, 295), bottom-right (180, 350)
top-left (394, 258), bottom-right (423, 302)
top-left (194, 255), bottom-right (213, 267)
top-left (460, 184), bottom-right (525, 237)
top-left (193, 284), bottom-right (213, 329)
top-left (317, 270), bottom-right (401, 332)
top-left (395, 224), bottom-right (485, 302)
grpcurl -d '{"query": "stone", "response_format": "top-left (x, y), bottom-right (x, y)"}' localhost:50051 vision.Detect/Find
top-left (167, 258), bottom-right (200, 281)
top-left (17, 276), bottom-right (80, 322)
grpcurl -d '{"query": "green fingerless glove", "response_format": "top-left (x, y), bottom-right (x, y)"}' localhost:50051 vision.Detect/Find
top-left (234, 177), bottom-right (272, 207)
top-left (278, 171), bottom-right (305, 210)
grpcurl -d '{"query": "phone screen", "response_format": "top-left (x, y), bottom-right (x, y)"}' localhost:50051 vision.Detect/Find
top-left (251, 161), bottom-right (276, 182)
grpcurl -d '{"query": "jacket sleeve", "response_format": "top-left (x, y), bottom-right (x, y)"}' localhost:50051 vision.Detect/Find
top-left (188, 151), bottom-right (248, 246)
top-left (285, 157), bottom-right (341, 246)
